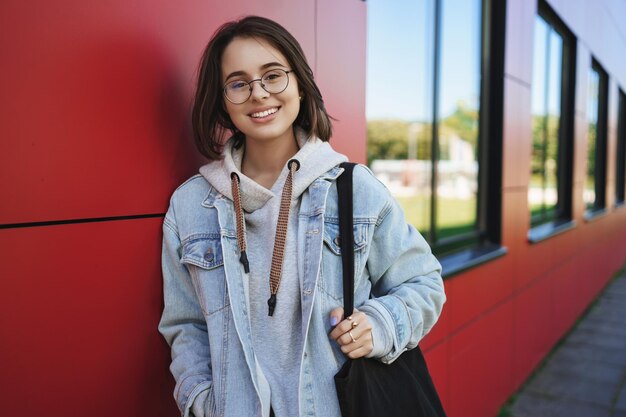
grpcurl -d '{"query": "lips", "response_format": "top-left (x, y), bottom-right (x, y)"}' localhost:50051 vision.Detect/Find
top-left (249, 107), bottom-right (279, 119)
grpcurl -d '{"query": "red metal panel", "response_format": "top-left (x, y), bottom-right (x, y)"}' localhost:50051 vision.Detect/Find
top-left (315, 0), bottom-right (367, 163)
top-left (549, 226), bottom-right (581, 266)
top-left (574, 113), bottom-right (589, 188)
top-left (448, 301), bottom-right (515, 417)
top-left (512, 273), bottom-right (555, 384)
top-left (190, 0), bottom-right (317, 66)
top-left (607, 216), bottom-right (626, 270)
top-left (0, 0), bottom-right (317, 225)
top-left (574, 45), bottom-right (591, 116)
top-left (502, 79), bottom-right (533, 189)
top-left (572, 182), bottom-right (586, 221)
top-left (578, 1), bottom-right (605, 67)
top-left (0, 0), bottom-right (204, 224)
top-left (423, 341), bottom-right (449, 412)
top-left (551, 257), bottom-right (584, 339)
top-left (0, 218), bottom-right (177, 417)
top-left (501, 190), bottom-right (528, 256)
top-left (574, 247), bottom-right (598, 316)
top-left (514, 235), bottom-right (554, 290)
top-left (504, 0), bottom-right (535, 86)
top-left (446, 256), bottom-right (514, 334)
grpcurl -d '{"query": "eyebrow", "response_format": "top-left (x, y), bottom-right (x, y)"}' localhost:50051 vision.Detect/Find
top-left (224, 62), bottom-right (288, 82)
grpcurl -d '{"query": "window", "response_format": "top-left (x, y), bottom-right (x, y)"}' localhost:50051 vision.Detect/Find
top-left (366, 0), bottom-right (506, 271)
top-left (585, 60), bottom-right (609, 215)
top-left (527, 2), bottom-right (576, 240)
top-left (616, 89), bottom-right (626, 205)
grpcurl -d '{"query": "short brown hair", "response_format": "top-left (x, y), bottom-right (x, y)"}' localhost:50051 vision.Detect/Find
top-left (191, 16), bottom-right (333, 160)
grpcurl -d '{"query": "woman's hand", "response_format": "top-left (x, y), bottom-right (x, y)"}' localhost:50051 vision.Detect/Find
top-left (329, 307), bottom-right (374, 359)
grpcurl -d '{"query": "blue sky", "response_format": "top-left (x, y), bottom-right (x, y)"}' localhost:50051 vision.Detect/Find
top-left (366, 0), bottom-right (482, 121)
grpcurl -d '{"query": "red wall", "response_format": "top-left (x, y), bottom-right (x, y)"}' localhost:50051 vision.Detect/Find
top-left (1, 1), bottom-right (625, 417)
top-left (0, 1), bottom-right (365, 416)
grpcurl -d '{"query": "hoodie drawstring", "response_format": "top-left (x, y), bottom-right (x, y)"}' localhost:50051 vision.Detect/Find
top-left (230, 159), bottom-right (300, 316)
top-left (230, 172), bottom-right (250, 273)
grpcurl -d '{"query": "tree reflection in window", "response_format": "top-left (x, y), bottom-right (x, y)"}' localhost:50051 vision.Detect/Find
top-left (529, 16), bottom-right (562, 226)
top-left (366, 0), bottom-right (483, 254)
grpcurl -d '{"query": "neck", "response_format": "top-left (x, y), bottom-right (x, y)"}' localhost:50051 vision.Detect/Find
top-left (241, 128), bottom-right (300, 189)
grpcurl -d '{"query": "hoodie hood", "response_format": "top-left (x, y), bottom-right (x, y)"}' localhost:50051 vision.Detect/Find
top-left (199, 128), bottom-right (348, 317)
top-left (199, 128), bottom-right (347, 212)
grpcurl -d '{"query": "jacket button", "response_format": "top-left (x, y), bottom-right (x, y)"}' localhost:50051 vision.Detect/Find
top-left (333, 236), bottom-right (341, 247)
top-left (204, 250), bottom-right (214, 262)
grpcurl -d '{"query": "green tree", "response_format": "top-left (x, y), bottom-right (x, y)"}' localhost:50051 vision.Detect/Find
top-left (366, 119), bottom-right (410, 165)
top-left (439, 102), bottom-right (479, 160)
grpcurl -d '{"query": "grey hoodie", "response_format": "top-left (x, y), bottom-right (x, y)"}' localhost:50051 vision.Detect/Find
top-left (196, 128), bottom-right (347, 417)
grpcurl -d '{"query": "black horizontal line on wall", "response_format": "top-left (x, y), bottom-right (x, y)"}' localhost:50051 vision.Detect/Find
top-left (0, 213), bottom-right (165, 230)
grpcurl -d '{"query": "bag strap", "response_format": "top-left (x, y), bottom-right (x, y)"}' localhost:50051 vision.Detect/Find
top-left (337, 162), bottom-right (356, 317)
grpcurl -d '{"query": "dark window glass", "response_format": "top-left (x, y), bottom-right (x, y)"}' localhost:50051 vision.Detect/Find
top-left (437, 0), bottom-right (481, 242)
top-left (616, 89), bottom-right (626, 204)
top-left (526, 2), bottom-right (576, 242)
top-left (585, 61), bottom-right (608, 212)
top-left (529, 16), bottom-right (563, 226)
top-left (366, 0), bottom-right (432, 237)
top-left (366, 0), bottom-right (502, 258)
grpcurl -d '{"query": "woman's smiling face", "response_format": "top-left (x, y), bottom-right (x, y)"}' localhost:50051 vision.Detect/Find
top-left (221, 36), bottom-right (301, 146)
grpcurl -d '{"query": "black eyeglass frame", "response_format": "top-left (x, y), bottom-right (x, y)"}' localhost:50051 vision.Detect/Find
top-left (223, 69), bottom-right (295, 104)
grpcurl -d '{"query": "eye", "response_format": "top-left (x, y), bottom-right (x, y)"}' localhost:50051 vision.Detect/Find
top-left (228, 80), bottom-right (248, 91)
top-left (263, 70), bottom-right (285, 83)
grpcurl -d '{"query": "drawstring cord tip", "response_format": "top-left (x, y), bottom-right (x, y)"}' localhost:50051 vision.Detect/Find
top-left (240, 251), bottom-right (249, 273)
top-left (267, 294), bottom-right (277, 316)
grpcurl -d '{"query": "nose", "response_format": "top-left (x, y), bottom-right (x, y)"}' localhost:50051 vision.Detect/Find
top-left (249, 79), bottom-right (269, 101)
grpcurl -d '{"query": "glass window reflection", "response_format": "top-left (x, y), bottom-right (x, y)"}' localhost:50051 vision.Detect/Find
top-left (585, 67), bottom-right (600, 210)
top-left (437, 0), bottom-right (481, 240)
top-left (366, 0), bottom-right (432, 238)
top-left (366, 0), bottom-right (483, 252)
top-left (529, 15), bottom-right (563, 226)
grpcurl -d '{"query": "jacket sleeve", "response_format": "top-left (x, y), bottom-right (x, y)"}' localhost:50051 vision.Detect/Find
top-left (158, 205), bottom-right (213, 416)
top-left (356, 168), bottom-right (446, 364)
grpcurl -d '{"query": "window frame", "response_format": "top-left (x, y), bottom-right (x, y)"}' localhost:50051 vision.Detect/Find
top-left (615, 88), bottom-right (626, 206)
top-left (584, 59), bottom-right (609, 219)
top-left (364, 0), bottom-right (508, 277)
top-left (429, 0), bottom-right (488, 255)
top-left (527, 0), bottom-right (577, 243)
top-left (437, 0), bottom-right (508, 275)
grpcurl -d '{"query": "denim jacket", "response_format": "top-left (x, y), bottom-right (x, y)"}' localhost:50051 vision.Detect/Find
top-left (158, 164), bottom-right (445, 417)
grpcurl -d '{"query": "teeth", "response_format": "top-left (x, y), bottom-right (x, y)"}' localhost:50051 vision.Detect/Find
top-left (250, 108), bottom-right (278, 118)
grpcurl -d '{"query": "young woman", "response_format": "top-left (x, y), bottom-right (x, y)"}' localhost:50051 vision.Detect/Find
top-left (159, 16), bottom-right (445, 417)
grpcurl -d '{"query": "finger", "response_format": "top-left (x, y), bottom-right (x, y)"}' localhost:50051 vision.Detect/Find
top-left (329, 312), bottom-right (354, 340)
top-left (329, 307), bottom-right (344, 328)
top-left (337, 314), bottom-right (372, 345)
top-left (330, 310), bottom-right (366, 340)
top-left (345, 345), bottom-right (374, 359)
top-left (338, 327), bottom-right (373, 347)
top-left (348, 311), bottom-right (371, 333)
top-left (340, 335), bottom-right (373, 355)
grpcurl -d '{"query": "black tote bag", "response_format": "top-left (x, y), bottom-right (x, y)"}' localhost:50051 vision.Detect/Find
top-left (333, 162), bottom-right (446, 417)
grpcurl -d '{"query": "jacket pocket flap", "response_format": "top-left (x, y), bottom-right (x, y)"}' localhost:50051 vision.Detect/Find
top-left (323, 222), bottom-right (368, 255)
top-left (181, 236), bottom-right (224, 269)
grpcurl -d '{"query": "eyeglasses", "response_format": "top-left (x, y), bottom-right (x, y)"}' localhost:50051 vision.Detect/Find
top-left (223, 69), bottom-right (294, 104)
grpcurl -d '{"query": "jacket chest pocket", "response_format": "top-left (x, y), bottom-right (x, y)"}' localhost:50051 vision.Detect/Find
top-left (318, 221), bottom-right (370, 301)
top-left (181, 235), bottom-right (229, 316)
